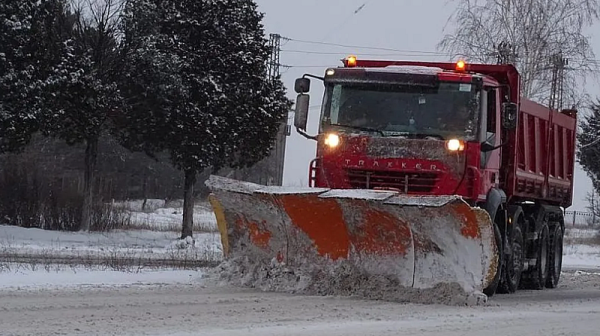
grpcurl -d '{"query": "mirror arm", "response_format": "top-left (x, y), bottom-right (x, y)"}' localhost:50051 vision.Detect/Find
top-left (482, 141), bottom-right (509, 152)
top-left (303, 73), bottom-right (324, 81)
top-left (296, 127), bottom-right (318, 141)
top-left (492, 142), bottom-right (507, 150)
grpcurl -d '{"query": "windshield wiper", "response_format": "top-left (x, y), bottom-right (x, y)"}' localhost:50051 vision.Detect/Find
top-left (330, 123), bottom-right (386, 136)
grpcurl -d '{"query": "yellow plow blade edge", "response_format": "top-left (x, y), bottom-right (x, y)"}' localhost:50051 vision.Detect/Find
top-left (206, 175), bottom-right (498, 294)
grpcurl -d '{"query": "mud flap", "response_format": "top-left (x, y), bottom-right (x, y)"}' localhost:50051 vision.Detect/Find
top-left (206, 175), bottom-right (498, 293)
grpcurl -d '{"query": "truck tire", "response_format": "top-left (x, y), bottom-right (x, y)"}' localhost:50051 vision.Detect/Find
top-left (525, 224), bottom-right (550, 290)
top-left (498, 214), bottom-right (524, 294)
top-left (483, 222), bottom-right (503, 297)
top-left (546, 224), bottom-right (563, 288)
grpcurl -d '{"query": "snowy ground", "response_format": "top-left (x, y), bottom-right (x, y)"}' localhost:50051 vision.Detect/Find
top-left (0, 205), bottom-right (599, 335)
top-left (0, 267), bottom-right (599, 336)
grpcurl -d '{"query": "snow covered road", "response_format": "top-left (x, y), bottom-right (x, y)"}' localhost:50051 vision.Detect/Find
top-left (1, 268), bottom-right (599, 336)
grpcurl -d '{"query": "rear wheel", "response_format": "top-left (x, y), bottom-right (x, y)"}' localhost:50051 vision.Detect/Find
top-left (498, 214), bottom-right (524, 294)
top-left (524, 224), bottom-right (550, 290)
top-left (546, 224), bottom-right (563, 288)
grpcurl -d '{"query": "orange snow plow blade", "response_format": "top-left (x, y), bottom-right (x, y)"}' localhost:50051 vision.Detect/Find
top-left (206, 175), bottom-right (498, 294)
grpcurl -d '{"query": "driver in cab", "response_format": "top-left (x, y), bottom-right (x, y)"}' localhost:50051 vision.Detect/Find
top-left (438, 105), bottom-right (471, 131)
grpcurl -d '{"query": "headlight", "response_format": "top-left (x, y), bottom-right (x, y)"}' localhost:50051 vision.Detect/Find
top-left (324, 133), bottom-right (340, 148)
top-left (446, 138), bottom-right (465, 151)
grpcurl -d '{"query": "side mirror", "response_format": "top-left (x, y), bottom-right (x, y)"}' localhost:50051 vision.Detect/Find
top-left (294, 77), bottom-right (311, 94)
top-left (502, 102), bottom-right (518, 129)
top-left (294, 94), bottom-right (310, 130)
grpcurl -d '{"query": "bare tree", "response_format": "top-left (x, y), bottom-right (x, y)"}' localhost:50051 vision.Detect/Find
top-left (437, 0), bottom-right (600, 107)
top-left (585, 191), bottom-right (600, 226)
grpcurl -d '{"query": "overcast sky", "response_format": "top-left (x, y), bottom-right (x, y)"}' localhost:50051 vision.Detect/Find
top-left (254, 0), bottom-right (600, 212)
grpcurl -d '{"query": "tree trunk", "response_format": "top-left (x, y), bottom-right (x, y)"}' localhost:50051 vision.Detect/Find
top-left (141, 173), bottom-right (148, 211)
top-left (181, 168), bottom-right (196, 239)
top-left (80, 137), bottom-right (98, 232)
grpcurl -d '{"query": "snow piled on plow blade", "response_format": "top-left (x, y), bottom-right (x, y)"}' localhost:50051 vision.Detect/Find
top-left (206, 175), bottom-right (498, 306)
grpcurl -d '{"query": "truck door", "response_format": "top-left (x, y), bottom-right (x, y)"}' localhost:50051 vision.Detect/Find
top-left (480, 88), bottom-right (501, 187)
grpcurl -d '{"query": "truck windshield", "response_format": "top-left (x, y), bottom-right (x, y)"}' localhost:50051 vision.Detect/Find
top-left (321, 81), bottom-right (480, 140)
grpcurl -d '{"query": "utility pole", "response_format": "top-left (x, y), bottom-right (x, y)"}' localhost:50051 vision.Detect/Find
top-left (231, 33), bottom-right (287, 186)
top-left (263, 33), bottom-right (287, 186)
top-left (495, 41), bottom-right (517, 65)
top-left (269, 33), bottom-right (287, 186)
top-left (267, 33), bottom-right (282, 81)
top-left (549, 51), bottom-right (568, 111)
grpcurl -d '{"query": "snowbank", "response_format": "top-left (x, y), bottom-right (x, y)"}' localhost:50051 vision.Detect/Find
top-left (0, 267), bottom-right (204, 290)
top-left (563, 227), bottom-right (600, 269)
top-left (0, 224), bottom-right (223, 262)
top-left (565, 227), bottom-right (598, 239)
top-left (113, 199), bottom-right (218, 232)
top-left (563, 244), bottom-right (600, 269)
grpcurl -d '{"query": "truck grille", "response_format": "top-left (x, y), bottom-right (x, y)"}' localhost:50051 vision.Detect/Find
top-left (346, 169), bottom-right (439, 193)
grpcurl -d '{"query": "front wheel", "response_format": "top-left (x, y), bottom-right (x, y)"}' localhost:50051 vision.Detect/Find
top-left (498, 216), bottom-right (524, 294)
top-left (483, 222), bottom-right (503, 297)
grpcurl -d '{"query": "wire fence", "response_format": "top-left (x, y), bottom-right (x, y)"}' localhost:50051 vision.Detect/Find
top-left (564, 211), bottom-right (599, 227)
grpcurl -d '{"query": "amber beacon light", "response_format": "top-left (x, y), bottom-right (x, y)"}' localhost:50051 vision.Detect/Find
top-left (345, 55), bottom-right (357, 67)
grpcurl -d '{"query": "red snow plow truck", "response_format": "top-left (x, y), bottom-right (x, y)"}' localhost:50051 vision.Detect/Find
top-left (206, 56), bottom-right (577, 297)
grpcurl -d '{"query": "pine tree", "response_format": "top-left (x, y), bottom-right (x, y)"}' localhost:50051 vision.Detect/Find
top-left (0, 0), bottom-right (69, 153)
top-left (119, 0), bottom-right (292, 240)
top-left (578, 99), bottom-right (600, 193)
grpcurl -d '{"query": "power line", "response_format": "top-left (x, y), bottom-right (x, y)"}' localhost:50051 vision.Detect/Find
top-left (280, 36), bottom-right (600, 65)
top-left (282, 37), bottom-right (448, 56)
top-left (281, 49), bottom-right (454, 57)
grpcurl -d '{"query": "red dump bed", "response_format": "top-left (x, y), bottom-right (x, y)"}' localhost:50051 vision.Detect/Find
top-left (506, 98), bottom-right (577, 207)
